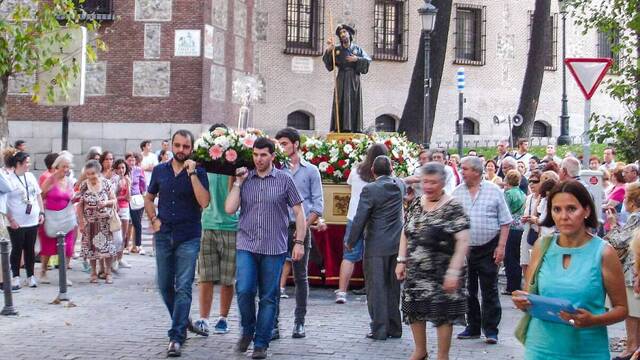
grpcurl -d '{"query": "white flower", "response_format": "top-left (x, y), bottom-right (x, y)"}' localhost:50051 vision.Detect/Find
top-left (318, 162), bottom-right (329, 172)
top-left (204, 132), bottom-right (214, 144)
top-left (304, 152), bottom-right (314, 160)
top-left (329, 147), bottom-right (339, 158)
top-left (334, 170), bottom-right (343, 178)
top-left (213, 136), bottom-right (230, 150)
top-left (343, 144), bottom-right (353, 154)
top-left (329, 157), bottom-right (338, 163)
top-left (194, 138), bottom-right (205, 150)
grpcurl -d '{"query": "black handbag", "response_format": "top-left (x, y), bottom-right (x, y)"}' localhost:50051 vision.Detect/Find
top-left (526, 228), bottom-right (539, 246)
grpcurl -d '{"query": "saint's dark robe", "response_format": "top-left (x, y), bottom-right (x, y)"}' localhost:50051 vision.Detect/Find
top-left (322, 43), bottom-right (371, 133)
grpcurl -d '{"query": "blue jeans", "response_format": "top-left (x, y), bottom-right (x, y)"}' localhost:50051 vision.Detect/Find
top-left (236, 250), bottom-right (285, 349)
top-left (154, 233), bottom-right (201, 344)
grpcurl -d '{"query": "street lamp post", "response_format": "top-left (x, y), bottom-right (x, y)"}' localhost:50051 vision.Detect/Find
top-left (418, 0), bottom-right (437, 148)
top-left (557, 0), bottom-right (571, 145)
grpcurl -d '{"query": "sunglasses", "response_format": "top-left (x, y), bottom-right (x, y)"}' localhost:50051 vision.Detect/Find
top-left (529, 180), bottom-right (540, 184)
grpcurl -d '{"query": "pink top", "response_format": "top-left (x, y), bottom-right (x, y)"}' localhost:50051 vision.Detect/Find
top-left (607, 185), bottom-right (626, 204)
top-left (44, 181), bottom-right (73, 211)
top-left (116, 177), bottom-right (130, 209)
top-left (39, 171), bottom-right (53, 187)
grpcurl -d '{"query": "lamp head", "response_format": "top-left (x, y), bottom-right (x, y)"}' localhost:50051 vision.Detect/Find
top-left (418, 0), bottom-right (438, 33)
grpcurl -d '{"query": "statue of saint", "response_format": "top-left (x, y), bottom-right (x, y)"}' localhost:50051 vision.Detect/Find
top-left (323, 24), bottom-right (371, 133)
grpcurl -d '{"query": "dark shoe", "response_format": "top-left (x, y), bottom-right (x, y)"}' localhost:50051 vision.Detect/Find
top-left (387, 333), bottom-right (402, 339)
top-left (457, 328), bottom-right (481, 340)
top-left (485, 334), bottom-right (498, 344)
top-left (235, 335), bottom-right (253, 353)
top-left (271, 327), bottom-right (280, 341)
top-left (351, 287), bottom-right (367, 295)
top-left (167, 341), bottom-right (181, 357)
top-left (251, 347), bottom-right (268, 359)
top-left (187, 318), bottom-right (209, 337)
top-left (292, 323), bottom-right (306, 338)
top-left (366, 332), bottom-right (387, 340)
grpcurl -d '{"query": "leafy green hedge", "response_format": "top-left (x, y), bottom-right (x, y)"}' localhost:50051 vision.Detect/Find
top-left (456, 143), bottom-right (607, 161)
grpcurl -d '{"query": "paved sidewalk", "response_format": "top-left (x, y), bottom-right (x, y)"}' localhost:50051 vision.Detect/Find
top-left (0, 253), bottom-right (625, 360)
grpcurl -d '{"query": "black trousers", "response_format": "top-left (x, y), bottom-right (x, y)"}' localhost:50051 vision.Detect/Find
top-left (364, 254), bottom-right (402, 339)
top-left (466, 236), bottom-right (501, 336)
top-left (9, 225), bottom-right (38, 277)
top-left (504, 229), bottom-right (523, 292)
top-left (129, 207), bottom-right (143, 247)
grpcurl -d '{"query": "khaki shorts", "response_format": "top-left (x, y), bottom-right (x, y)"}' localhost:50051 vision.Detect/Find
top-left (197, 229), bottom-right (237, 285)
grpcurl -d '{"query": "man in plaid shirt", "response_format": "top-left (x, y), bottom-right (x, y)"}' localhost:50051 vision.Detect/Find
top-left (453, 156), bottom-right (512, 345)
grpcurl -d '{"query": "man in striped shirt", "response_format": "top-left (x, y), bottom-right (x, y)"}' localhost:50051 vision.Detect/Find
top-left (225, 137), bottom-right (306, 360)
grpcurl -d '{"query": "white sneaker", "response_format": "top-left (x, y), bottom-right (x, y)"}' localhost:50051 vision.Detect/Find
top-left (66, 279), bottom-right (73, 287)
top-left (138, 248), bottom-right (146, 255)
top-left (28, 276), bottom-right (38, 288)
top-left (123, 248), bottom-right (130, 255)
top-left (149, 249), bottom-right (155, 257)
top-left (111, 261), bottom-right (119, 273)
top-left (39, 273), bottom-right (51, 284)
top-left (335, 291), bottom-right (347, 304)
top-left (280, 287), bottom-right (289, 299)
top-left (119, 259), bottom-right (132, 268)
top-left (11, 276), bottom-right (21, 291)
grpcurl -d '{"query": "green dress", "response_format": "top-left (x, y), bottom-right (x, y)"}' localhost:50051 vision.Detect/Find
top-left (525, 235), bottom-right (610, 359)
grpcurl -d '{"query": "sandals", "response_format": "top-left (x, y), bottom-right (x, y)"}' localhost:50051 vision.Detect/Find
top-left (105, 274), bottom-right (113, 284)
top-left (90, 274), bottom-right (98, 283)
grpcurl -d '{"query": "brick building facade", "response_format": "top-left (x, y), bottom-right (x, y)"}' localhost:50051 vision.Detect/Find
top-left (4, 0), bottom-right (627, 171)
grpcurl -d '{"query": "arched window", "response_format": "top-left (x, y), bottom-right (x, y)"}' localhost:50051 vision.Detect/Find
top-left (287, 111), bottom-right (313, 130)
top-left (532, 120), bottom-right (551, 137)
top-left (375, 114), bottom-right (397, 132)
top-left (456, 117), bottom-right (479, 135)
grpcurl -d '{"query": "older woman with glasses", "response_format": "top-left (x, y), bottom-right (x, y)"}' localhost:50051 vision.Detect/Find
top-left (396, 162), bottom-right (470, 360)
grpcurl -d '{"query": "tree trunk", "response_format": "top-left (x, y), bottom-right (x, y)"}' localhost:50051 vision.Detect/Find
top-left (0, 74), bottom-right (9, 150)
top-left (398, 0), bottom-right (452, 145)
top-left (512, 0), bottom-right (550, 140)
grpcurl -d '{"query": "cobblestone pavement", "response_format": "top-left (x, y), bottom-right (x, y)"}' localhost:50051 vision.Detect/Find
top-left (0, 251), bottom-right (625, 360)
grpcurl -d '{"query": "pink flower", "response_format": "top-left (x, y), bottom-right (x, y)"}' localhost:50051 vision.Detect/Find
top-left (225, 149), bottom-right (238, 162)
top-left (243, 137), bottom-right (255, 148)
top-left (209, 145), bottom-right (223, 160)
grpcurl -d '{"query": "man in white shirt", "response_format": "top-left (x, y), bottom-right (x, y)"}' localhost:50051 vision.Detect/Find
top-left (599, 147), bottom-right (618, 172)
top-left (544, 144), bottom-right (562, 164)
top-left (513, 138), bottom-right (532, 172)
top-left (430, 149), bottom-right (457, 194)
top-left (155, 139), bottom-right (174, 160)
top-left (140, 140), bottom-right (159, 186)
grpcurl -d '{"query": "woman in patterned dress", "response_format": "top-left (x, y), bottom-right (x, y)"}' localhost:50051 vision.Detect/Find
top-left (396, 162), bottom-right (470, 360)
top-left (77, 160), bottom-right (117, 284)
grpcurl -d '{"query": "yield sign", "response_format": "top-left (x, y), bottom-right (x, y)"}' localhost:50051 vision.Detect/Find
top-left (565, 58), bottom-right (613, 100)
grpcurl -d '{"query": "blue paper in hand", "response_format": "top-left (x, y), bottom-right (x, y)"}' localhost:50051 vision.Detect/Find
top-left (526, 294), bottom-right (577, 325)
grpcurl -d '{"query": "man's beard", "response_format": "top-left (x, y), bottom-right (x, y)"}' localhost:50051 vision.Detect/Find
top-left (340, 35), bottom-right (349, 46)
top-left (174, 152), bottom-right (189, 162)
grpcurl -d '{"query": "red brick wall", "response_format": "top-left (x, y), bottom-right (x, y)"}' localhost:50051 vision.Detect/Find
top-left (7, 0), bottom-right (238, 124)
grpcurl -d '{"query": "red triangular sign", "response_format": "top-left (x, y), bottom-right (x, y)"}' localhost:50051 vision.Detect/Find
top-left (565, 58), bottom-right (613, 100)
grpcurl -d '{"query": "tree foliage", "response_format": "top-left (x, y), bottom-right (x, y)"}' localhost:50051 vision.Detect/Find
top-left (568, 0), bottom-right (640, 162)
top-left (0, 0), bottom-right (105, 146)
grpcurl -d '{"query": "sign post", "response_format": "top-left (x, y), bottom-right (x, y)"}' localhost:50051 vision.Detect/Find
top-left (456, 67), bottom-right (464, 156)
top-left (564, 58), bottom-right (613, 168)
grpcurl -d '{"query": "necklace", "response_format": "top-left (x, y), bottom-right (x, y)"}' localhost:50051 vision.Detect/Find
top-left (421, 194), bottom-right (447, 212)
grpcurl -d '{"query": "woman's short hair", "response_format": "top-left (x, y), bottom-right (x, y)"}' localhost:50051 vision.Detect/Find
top-left (7, 151), bottom-right (29, 168)
top-left (539, 178), bottom-right (558, 198)
top-left (421, 162), bottom-right (447, 186)
top-left (505, 169), bottom-right (521, 187)
top-left (541, 170), bottom-right (560, 183)
top-left (44, 153), bottom-right (59, 170)
top-left (612, 167), bottom-right (626, 183)
top-left (626, 182), bottom-right (640, 209)
top-left (84, 159), bottom-right (102, 173)
top-left (484, 159), bottom-right (497, 169)
top-left (52, 153), bottom-right (72, 169)
top-left (540, 180), bottom-right (599, 228)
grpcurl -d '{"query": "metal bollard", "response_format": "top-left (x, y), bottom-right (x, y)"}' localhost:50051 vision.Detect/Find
top-left (1, 237), bottom-right (18, 315)
top-left (56, 232), bottom-right (70, 302)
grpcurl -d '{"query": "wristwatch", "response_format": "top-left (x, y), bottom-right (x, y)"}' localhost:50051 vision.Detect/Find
top-left (294, 239), bottom-right (304, 245)
top-left (396, 256), bottom-right (407, 264)
top-left (188, 171), bottom-right (197, 177)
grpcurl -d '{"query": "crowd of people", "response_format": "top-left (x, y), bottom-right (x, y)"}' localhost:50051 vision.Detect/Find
top-left (2, 133), bottom-right (640, 360)
top-left (0, 139), bottom-right (173, 291)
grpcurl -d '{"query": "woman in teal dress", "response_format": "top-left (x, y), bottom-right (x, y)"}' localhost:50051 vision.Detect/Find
top-left (512, 180), bottom-right (628, 359)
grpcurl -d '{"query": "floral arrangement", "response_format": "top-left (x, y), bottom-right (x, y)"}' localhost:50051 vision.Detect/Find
top-left (301, 133), bottom-right (421, 183)
top-left (192, 127), bottom-right (287, 173)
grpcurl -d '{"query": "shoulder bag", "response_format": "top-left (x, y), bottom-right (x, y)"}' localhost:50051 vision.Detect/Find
top-left (109, 203), bottom-right (121, 232)
top-left (44, 201), bottom-right (78, 237)
top-left (514, 234), bottom-right (555, 344)
top-left (130, 194), bottom-right (145, 210)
